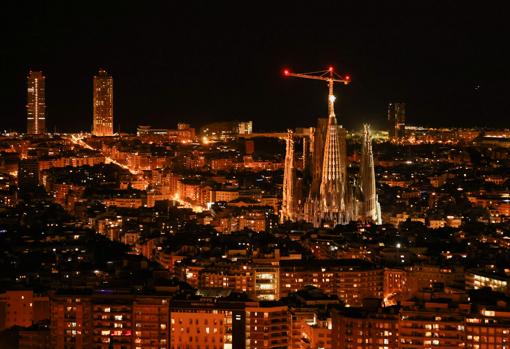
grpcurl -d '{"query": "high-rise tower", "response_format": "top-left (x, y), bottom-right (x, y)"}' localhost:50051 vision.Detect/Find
top-left (388, 102), bottom-right (405, 140)
top-left (92, 69), bottom-right (113, 136)
top-left (359, 124), bottom-right (381, 223)
top-left (26, 71), bottom-right (46, 134)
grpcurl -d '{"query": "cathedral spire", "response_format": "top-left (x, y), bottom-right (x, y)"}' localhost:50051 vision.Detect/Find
top-left (281, 129), bottom-right (295, 223)
top-left (359, 124), bottom-right (381, 224)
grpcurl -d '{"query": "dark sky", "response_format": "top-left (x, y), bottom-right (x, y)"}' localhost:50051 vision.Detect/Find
top-left (2, 1), bottom-right (509, 133)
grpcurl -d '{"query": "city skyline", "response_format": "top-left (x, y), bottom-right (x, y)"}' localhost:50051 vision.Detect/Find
top-left (14, 65), bottom-right (509, 136)
top-left (2, 3), bottom-right (510, 349)
top-left (2, 2), bottom-right (509, 133)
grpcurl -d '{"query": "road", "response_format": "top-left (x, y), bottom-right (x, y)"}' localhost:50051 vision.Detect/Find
top-left (67, 133), bottom-right (204, 212)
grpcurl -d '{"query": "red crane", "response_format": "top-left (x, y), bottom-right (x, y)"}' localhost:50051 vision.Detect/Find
top-left (283, 67), bottom-right (350, 119)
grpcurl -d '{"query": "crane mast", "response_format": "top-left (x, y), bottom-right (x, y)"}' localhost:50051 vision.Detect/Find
top-left (283, 67), bottom-right (350, 121)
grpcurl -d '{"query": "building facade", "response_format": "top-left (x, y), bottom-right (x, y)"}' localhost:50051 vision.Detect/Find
top-left (0, 290), bottom-right (49, 330)
top-left (50, 292), bottom-right (171, 349)
top-left (279, 260), bottom-right (384, 307)
top-left (331, 307), bottom-right (399, 349)
top-left (245, 304), bottom-right (288, 349)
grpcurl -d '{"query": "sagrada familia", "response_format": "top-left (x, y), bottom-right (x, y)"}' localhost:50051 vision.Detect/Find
top-left (281, 70), bottom-right (381, 227)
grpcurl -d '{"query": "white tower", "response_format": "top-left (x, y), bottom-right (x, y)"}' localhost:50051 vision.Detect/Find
top-left (281, 129), bottom-right (295, 223)
top-left (359, 124), bottom-right (381, 224)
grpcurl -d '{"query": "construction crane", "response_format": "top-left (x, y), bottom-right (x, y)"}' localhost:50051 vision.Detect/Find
top-left (283, 66), bottom-right (350, 119)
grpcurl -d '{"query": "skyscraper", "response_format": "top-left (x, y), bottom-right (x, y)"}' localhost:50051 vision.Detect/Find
top-left (359, 124), bottom-right (381, 224)
top-left (388, 102), bottom-right (406, 140)
top-left (26, 71), bottom-right (46, 134)
top-left (92, 69), bottom-right (113, 136)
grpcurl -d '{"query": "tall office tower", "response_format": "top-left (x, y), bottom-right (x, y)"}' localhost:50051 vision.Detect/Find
top-left (317, 83), bottom-right (349, 227)
top-left (387, 102), bottom-right (406, 140)
top-left (281, 130), bottom-right (296, 223)
top-left (92, 69), bottom-right (113, 136)
top-left (26, 71), bottom-right (46, 134)
top-left (359, 124), bottom-right (381, 224)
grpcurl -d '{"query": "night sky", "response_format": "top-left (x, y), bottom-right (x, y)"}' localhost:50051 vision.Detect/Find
top-left (2, 1), bottom-right (509, 133)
